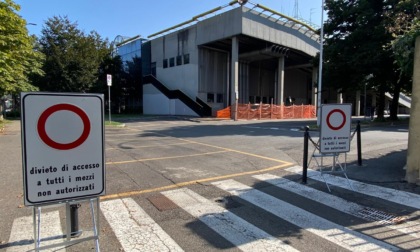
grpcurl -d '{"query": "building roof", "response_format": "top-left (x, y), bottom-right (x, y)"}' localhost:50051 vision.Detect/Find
top-left (147, 1), bottom-right (320, 44)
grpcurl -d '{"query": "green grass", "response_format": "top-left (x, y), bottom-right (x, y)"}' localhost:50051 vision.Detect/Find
top-left (104, 120), bottom-right (124, 126)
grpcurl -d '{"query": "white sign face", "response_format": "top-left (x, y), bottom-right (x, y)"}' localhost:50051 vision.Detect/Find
top-left (107, 74), bottom-right (112, 86)
top-left (320, 104), bottom-right (352, 153)
top-left (21, 93), bottom-right (105, 206)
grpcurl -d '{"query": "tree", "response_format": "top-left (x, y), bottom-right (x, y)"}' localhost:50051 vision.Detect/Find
top-left (93, 54), bottom-right (143, 113)
top-left (386, 0), bottom-right (420, 86)
top-left (0, 0), bottom-right (44, 117)
top-left (92, 54), bottom-right (125, 112)
top-left (322, 0), bottom-right (402, 120)
top-left (34, 16), bottom-right (111, 92)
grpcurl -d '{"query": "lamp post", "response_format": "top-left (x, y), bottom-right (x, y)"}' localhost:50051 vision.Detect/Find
top-left (364, 82), bottom-right (367, 119)
top-left (317, 0), bottom-right (325, 125)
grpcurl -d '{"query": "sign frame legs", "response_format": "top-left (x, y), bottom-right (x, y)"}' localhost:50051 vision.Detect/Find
top-left (32, 197), bottom-right (101, 252)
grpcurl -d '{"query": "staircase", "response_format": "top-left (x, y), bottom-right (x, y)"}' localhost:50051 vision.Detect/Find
top-left (385, 92), bottom-right (411, 108)
top-left (143, 75), bottom-right (212, 117)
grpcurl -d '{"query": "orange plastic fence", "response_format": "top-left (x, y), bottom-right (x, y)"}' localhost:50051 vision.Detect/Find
top-left (216, 103), bottom-right (316, 120)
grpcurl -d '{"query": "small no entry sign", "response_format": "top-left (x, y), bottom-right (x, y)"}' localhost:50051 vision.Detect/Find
top-left (326, 109), bottom-right (346, 130)
top-left (320, 104), bottom-right (352, 153)
top-left (21, 93), bottom-right (105, 206)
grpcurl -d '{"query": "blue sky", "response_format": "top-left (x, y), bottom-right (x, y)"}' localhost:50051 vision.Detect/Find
top-left (16, 0), bottom-right (324, 41)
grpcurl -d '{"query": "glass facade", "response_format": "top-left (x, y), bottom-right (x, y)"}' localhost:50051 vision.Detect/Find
top-left (117, 39), bottom-right (142, 70)
top-left (114, 38), bottom-right (144, 113)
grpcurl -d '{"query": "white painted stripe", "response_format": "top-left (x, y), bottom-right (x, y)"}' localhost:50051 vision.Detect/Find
top-left (7, 211), bottom-right (65, 252)
top-left (101, 198), bottom-right (183, 252)
top-left (213, 179), bottom-right (399, 252)
top-left (254, 173), bottom-right (420, 239)
top-left (286, 165), bottom-right (420, 209)
top-left (162, 188), bottom-right (298, 252)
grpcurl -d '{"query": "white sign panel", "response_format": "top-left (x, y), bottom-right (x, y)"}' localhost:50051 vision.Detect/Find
top-left (107, 74), bottom-right (112, 86)
top-left (21, 93), bottom-right (105, 206)
top-left (320, 104), bottom-right (352, 153)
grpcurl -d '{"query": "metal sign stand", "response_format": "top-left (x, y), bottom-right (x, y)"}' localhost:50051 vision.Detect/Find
top-left (309, 143), bottom-right (353, 192)
top-left (32, 197), bottom-right (100, 252)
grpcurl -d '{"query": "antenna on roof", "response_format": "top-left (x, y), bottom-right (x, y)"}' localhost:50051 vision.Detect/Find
top-left (293, 0), bottom-right (301, 19)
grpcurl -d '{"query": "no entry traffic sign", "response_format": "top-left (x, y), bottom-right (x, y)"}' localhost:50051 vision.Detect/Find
top-left (320, 104), bottom-right (352, 153)
top-left (21, 93), bottom-right (105, 206)
top-left (37, 103), bottom-right (91, 150)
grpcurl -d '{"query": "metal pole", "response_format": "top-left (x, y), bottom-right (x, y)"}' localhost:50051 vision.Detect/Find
top-left (364, 83), bottom-right (367, 119)
top-left (108, 86), bottom-right (111, 123)
top-left (302, 126), bottom-right (309, 184)
top-left (317, 0), bottom-right (325, 126)
top-left (357, 121), bottom-right (362, 166)
top-left (70, 204), bottom-right (82, 237)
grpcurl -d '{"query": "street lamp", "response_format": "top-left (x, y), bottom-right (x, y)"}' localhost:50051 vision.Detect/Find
top-left (317, 0), bottom-right (325, 125)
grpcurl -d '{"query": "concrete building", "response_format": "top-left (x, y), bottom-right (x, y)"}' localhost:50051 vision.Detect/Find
top-left (139, 1), bottom-right (409, 118)
top-left (142, 1), bottom-right (321, 117)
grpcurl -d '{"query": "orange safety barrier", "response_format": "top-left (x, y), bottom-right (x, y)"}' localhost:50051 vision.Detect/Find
top-left (216, 106), bottom-right (231, 118)
top-left (216, 103), bottom-right (316, 120)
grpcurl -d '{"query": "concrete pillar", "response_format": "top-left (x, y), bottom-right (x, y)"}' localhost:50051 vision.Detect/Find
top-left (312, 67), bottom-right (318, 106)
top-left (406, 36), bottom-right (420, 184)
top-left (276, 56), bottom-right (285, 105)
top-left (355, 90), bottom-right (361, 116)
top-left (231, 36), bottom-right (239, 120)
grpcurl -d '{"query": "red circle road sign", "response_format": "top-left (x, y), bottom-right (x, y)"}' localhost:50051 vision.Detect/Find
top-left (37, 103), bottom-right (91, 150)
top-left (326, 109), bottom-right (346, 131)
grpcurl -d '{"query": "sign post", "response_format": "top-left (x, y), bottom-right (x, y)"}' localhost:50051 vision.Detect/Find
top-left (107, 74), bottom-right (112, 123)
top-left (21, 92), bottom-right (105, 205)
top-left (320, 104), bottom-right (352, 153)
top-left (21, 92), bottom-right (105, 250)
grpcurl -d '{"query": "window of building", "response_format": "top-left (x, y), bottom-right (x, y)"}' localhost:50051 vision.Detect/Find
top-left (163, 59), bottom-right (168, 69)
top-left (207, 93), bottom-right (214, 103)
top-left (183, 54), bottom-right (190, 64)
top-left (169, 57), bottom-right (175, 67)
top-left (176, 55), bottom-right (182, 66)
top-left (262, 97), bottom-right (268, 103)
top-left (217, 94), bottom-right (223, 103)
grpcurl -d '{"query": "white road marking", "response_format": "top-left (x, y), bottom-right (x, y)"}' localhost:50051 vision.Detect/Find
top-left (254, 173), bottom-right (420, 240)
top-left (212, 179), bottom-right (399, 252)
top-left (162, 188), bottom-right (298, 252)
top-left (286, 165), bottom-right (420, 209)
top-left (101, 198), bottom-right (184, 252)
top-left (7, 211), bottom-right (65, 252)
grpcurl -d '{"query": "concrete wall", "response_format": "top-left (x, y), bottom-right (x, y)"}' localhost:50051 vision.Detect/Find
top-left (196, 8), bottom-right (243, 44)
top-left (241, 8), bottom-right (319, 57)
top-left (151, 27), bottom-right (199, 99)
top-left (143, 84), bottom-right (198, 116)
top-left (284, 68), bottom-right (310, 104)
top-left (196, 7), bottom-right (319, 57)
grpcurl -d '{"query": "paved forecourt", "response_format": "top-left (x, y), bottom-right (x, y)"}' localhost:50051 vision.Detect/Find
top-left (6, 167), bottom-right (420, 251)
top-left (3, 118), bottom-right (420, 251)
top-left (102, 118), bottom-right (294, 199)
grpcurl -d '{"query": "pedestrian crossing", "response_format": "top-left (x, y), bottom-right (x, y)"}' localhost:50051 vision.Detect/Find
top-left (5, 168), bottom-right (420, 251)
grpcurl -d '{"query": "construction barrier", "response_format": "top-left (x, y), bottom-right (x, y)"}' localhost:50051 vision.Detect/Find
top-left (216, 103), bottom-right (316, 120)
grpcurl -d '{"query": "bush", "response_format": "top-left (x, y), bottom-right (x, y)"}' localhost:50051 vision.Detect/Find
top-left (5, 110), bottom-right (20, 118)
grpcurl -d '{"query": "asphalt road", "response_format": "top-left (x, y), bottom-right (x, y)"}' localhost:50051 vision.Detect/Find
top-left (0, 117), bottom-right (417, 251)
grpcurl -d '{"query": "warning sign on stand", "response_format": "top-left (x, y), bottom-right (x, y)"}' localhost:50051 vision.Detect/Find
top-left (21, 93), bottom-right (105, 206)
top-left (320, 104), bottom-right (352, 153)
